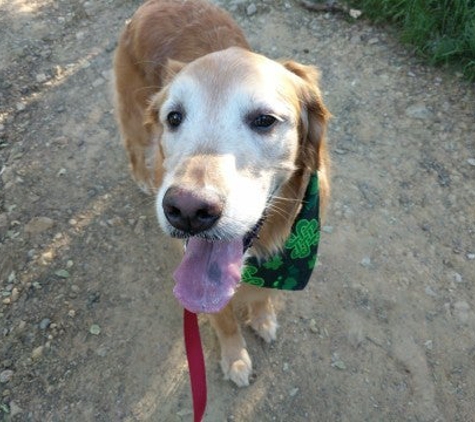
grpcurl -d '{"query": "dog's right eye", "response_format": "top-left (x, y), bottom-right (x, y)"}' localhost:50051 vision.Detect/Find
top-left (248, 113), bottom-right (279, 133)
top-left (166, 111), bottom-right (183, 128)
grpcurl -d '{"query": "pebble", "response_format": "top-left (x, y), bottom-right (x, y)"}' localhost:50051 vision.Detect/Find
top-left (452, 272), bottom-right (463, 283)
top-left (467, 253), bottom-right (475, 260)
top-left (177, 409), bottom-right (193, 417)
top-left (39, 318), bottom-right (51, 330)
top-left (92, 77), bottom-right (105, 88)
top-left (246, 3), bottom-right (257, 15)
top-left (405, 104), bottom-right (433, 120)
top-left (0, 213), bottom-right (8, 228)
top-left (24, 216), bottom-right (55, 234)
top-left (31, 345), bottom-right (44, 360)
top-left (16, 102), bottom-right (26, 111)
top-left (360, 257), bottom-right (371, 268)
top-left (55, 269), bottom-right (70, 279)
top-left (453, 301), bottom-right (470, 325)
top-left (289, 387), bottom-right (299, 397)
top-left (9, 401), bottom-right (23, 417)
top-left (322, 225), bottom-right (334, 234)
top-left (10, 288), bottom-right (19, 303)
top-left (0, 370), bottom-right (14, 383)
top-left (35, 73), bottom-right (47, 83)
top-left (89, 324), bottom-right (101, 335)
top-left (467, 158), bottom-right (475, 167)
top-left (308, 318), bottom-right (318, 334)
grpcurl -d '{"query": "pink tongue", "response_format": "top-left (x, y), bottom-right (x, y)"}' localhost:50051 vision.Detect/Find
top-left (173, 237), bottom-right (244, 313)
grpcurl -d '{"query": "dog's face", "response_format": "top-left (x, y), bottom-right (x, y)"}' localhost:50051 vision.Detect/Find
top-left (147, 47), bottom-right (324, 241)
top-left (145, 47), bottom-right (328, 312)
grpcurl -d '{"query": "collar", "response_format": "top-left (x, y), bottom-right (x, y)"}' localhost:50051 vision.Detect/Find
top-left (241, 173), bottom-right (320, 290)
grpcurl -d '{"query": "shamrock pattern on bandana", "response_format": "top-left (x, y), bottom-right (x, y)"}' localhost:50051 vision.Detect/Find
top-left (242, 173), bottom-right (320, 291)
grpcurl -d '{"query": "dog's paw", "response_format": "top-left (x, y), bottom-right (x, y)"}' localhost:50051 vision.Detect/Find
top-left (220, 348), bottom-right (252, 387)
top-left (250, 312), bottom-right (278, 343)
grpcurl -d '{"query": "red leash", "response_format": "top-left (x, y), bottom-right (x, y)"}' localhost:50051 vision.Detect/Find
top-left (183, 309), bottom-right (207, 422)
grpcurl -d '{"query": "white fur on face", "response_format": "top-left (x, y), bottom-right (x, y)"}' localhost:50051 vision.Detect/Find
top-left (155, 48), bottom-right (302, 240)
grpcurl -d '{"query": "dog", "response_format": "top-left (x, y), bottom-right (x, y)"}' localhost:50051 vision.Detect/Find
top-left (113, 0), bottom-right (330, 387)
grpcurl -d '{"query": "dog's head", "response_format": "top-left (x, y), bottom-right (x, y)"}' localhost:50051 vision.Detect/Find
top-left (145, 47), bottom-right (329, 312)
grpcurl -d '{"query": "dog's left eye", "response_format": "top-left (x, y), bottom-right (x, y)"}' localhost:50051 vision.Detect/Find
top-left (166, 111), bottom-right (183, 128)
top-left (250, 114), bottom-right (277, 131)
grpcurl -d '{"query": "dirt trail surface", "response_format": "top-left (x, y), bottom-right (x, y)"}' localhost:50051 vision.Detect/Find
top-left (1, 0), bottom-right (474, 421)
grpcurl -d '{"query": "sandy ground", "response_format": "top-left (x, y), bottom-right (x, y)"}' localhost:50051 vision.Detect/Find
top-left (1, 0), bottom-right (474, 421)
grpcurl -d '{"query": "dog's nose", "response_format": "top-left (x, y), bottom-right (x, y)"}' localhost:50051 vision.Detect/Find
top-left (162, 186), bottom-right (224, 234)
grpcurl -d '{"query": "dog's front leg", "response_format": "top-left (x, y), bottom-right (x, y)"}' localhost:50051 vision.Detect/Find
top-left (209, 303), bottom-right (252, 387)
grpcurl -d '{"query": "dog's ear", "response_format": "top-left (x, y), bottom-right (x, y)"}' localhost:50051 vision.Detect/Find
top-left (144, 89), bottom-right (166, 135)
top-left (282, 61), bottom-right (331, 173)
top-left (144, 59), bottom-right (185, 132)
top-left (162, 58), bottom-right (186, 85)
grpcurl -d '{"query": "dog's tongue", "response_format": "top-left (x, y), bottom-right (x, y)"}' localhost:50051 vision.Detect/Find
top-left (173, 237), bottom-right (243, 313)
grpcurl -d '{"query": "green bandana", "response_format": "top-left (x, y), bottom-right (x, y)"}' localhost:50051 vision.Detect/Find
top-left (241, 173), bottom-right (320, 290)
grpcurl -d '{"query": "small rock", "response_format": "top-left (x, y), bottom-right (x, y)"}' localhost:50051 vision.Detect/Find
top-left (107, 217), bottom-right (123, 227)
top-left (10, 288), bottom-right (19, 303)
top-left (283, 362), bottom-right (289, 372)
top-left (54, 269), bottom-right (70, 279)
top-left (16, 102), bottom-right (26, 111)
top-left (246, 3), bottom-right (257, 15)
top-left (467, 158), bottom-right (475, 167)
top-left (349, 8), bottom-right (362, 19)
top-left (9, 401), bottom-right (23, 417)
top-left (89, 324), bottom-right (101, 335)
top-left (453, 301), bottom-right (470, 325)
top-left (405, 104), bottom-right (433, 120)
top-left (177, 408), bottom-right (193, 417)
top-left (360, 257), bottom-right (371, 268)
top-left (96, 346), bottom-right (108, 358)
top-left (425, 286), bottom-right (437, 297)
top-left (467, 253), bottom-right (475, 260)
top-left (0, 369), bottom-right (14, 383)
top-left (322, 225), bottom-right (334, 234)
top-left (453, 272), bottom-right (463, 283)
top-left (424, 340), bottom-right (433, 350)
top-left (39, 318), bottom-right (51, 330)
top-left (31, 345), bottom-right (44, 360)
top-left (0, 213), bottom-right (8, 228)
top-left (309, 318), bottom-right (318, 334)
top-left (289, 387), bottom-right (299, 397)
top-left (35, 73), bottom-right (47, 83)
top-left (348, 322), bottom-right (364, 348)
top-left (24, 217), bottom-right (55, 234)
top-left (92, 77), bottom-right (105, 88)
top-left (332, 360), bottom-right (346, 370)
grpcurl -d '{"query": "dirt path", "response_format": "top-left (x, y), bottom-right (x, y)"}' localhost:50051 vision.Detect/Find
top-left (1, 1), bottom-right (474, 421)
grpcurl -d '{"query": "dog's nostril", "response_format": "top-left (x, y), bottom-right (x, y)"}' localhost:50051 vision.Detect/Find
top-left (196, 208), bottom-right (219, 221)
top-left (162, 187), bottom-right (224, 234)
top-left (167, 206), bottom-right (181, 218)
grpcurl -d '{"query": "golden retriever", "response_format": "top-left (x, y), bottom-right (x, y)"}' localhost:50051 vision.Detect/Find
top-left (113, 0), bottom-right (330, 387)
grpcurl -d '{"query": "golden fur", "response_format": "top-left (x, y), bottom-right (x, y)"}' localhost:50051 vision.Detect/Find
top-left (114, 0), bottom-right (330, 387)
